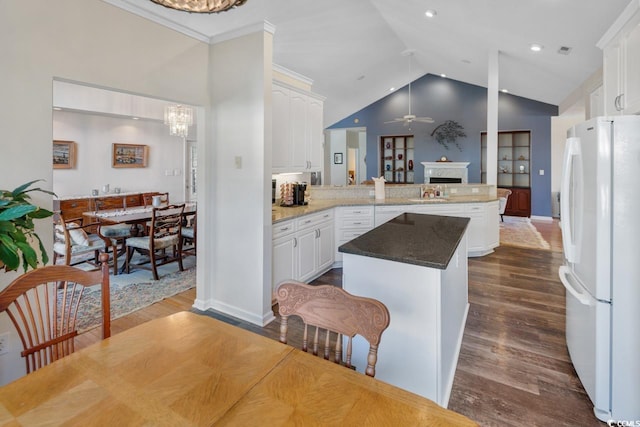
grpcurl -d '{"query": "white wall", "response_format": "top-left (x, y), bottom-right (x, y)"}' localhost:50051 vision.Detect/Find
top-left (53, 111), bottom-right (186, 199)
top-left (328, 129), bottom-right (347, 185)
top-left (0, 0), bottom-right (209, 385)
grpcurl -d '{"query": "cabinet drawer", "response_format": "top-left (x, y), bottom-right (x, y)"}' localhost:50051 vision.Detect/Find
top-left (95, 196), bottom-right (124, 210)
top-left (124, 194), bottom-right (142, 207)
top-left (340, 218), bottom-right (373, 229)
top-left (465, 204), bottom-right (484, 213)
top-left (296, 210), bottom-right (334, 231)
top-left (273, 220), bottom-right (296, 239)
top-left (59, 199), bottom-right (92, 221)
top-left (340, 206), bottom-right (374, 217)
top-left (340, 229), bottom-right (369, 241)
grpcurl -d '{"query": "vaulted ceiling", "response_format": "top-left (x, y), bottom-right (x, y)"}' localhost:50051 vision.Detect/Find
top-left (105, 0), bottom-right (630, 126)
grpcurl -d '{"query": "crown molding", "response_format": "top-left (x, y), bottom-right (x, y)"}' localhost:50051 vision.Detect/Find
top-left (210, 20), bottom-right (275, 44)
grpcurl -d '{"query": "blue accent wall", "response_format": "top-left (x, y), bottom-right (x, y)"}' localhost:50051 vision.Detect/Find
top-left (328, 74), bottom-right (558, 217)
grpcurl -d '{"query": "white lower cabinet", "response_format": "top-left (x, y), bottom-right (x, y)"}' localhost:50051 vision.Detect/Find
top-left (296, 210), bottom-right (334, 282)
top-left (374, 202), bottom-right (499, 257)
top-left (334, 206), bottom-right (374, 263)
top-left (272, 219), bottom-right (297, 298)
top-left (272, 211), bottom-right (334, 299)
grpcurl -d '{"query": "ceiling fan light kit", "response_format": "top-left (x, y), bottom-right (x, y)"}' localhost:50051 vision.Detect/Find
top-left (150, 0), bottom-right (248, 13)
top-left (385, 50), bottom-right (434, 126)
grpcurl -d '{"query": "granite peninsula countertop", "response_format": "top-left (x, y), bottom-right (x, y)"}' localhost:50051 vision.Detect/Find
top-left (271, 195), bottom-right (497, 224)
top-left (338, 213), bottom-right (470, 270)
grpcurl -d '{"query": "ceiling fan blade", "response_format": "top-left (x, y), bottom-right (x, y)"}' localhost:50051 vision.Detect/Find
top-left (414, 117), bottom-right (435, 123)
top-left (384, 119), bottom-right (404, 124)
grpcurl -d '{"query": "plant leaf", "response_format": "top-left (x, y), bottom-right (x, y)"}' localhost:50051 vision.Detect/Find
top-left (16, 241), bottom-right (37, 272)
top-left (0, 237), bottom-right (20, 270)
top-left (35, 234), bottom-right (49, 266)
top-left (0, 205), bottom-right (37, 221)
top-left (11, 179), bottom-right (42, 196)
top-left (0, 221), bottom-right (17, 233)
top-left (28, 208), bottom-right (54, 219)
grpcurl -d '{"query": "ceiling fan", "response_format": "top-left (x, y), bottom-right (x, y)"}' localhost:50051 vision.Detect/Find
top-left (385, 50), bottom-right (434, 126)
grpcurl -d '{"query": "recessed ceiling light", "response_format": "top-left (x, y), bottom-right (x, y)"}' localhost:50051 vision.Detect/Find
top-left (530, 43), bottom-right (543, 52)
top-left (440, 74), bottom-right (447, 78)
top-left (53, 107), bottom-right (62, 111)
top-left (389, 87), bottom-right (395, 92)
top-left (501, 89), bottom-right (509, 93)
top-left (132, 117), bottom-right (140, 120)
top-left (425, 9), bottom-right (437, 18)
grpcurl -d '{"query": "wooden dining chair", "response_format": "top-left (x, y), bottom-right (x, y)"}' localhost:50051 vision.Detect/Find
top-left (0, 254), bottom-right (111, 374)
top-left (276, 280), bottom-right (390, 377)
top-left (181, 212), bottom-right (196, 256)
top-left (125, 204), bottom-right (185, 280)
top-left (52, 212), bottom-right (114, 272)
top-left (93, 197), bottom-right (133, 274)
top-left (497, 188), bottom-right (512, 222)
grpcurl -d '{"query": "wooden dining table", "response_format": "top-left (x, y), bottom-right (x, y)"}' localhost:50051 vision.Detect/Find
top-left (82, 202), bottom-right (196, 227)
top-left (0, 312), bottom-right (477, 426)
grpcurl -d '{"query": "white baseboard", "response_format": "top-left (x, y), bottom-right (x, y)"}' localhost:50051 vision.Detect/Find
top-left (530, 215), bottom-right (553, 222)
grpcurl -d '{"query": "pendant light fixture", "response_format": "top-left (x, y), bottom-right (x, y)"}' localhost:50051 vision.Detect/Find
top-left (164, 104), bottom-right (193, 138)
top-left (150, 0), bottom-right (248, 14)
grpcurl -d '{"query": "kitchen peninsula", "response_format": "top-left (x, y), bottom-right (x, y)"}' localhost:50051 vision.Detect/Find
top-left (270, 183), bottom-right (496, 326)
top-left (338, 212), bottom-right (469, 407)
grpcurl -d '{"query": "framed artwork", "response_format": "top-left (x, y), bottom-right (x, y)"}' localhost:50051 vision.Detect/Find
top-left (53, 140), bottom-right (76, 169)
top-left (334, 152), bottom-right (343, 164)
top-left (112, 143), bottom-right (148, 168)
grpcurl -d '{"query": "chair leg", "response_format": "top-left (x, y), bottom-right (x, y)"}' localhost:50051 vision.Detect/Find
top-left (111, 243), bottom-right (118, 276)
top-left (125, 246), bottom-right (134, 274)
top-left (150, 249), bottom-right (159, 281)
top-left (500, 214), bottom-right (504, 222)
top-left (177, 245), bottom-right (184, 272)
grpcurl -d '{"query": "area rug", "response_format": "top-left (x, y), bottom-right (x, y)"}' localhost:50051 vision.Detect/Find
top-left (500, 216), bottom-right (550, 250)
top-left (62, 266), bottom-right (196, 332)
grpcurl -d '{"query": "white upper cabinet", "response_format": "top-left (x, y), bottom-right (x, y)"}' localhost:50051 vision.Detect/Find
top-left (272, 85), bottom-right (291, 170)
top-left (599, 1), bottom-right (640, 115)
top-left (272, 81), bottom-right (325, 173)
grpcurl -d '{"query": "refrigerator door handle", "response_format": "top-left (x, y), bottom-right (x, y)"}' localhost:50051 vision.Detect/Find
top-left (560, 137), bottom-right (583, 263)
top-left (559, 266), bottom-right (593, 306)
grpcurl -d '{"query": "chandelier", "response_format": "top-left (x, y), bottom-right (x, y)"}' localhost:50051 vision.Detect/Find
top-left (150, 0), bottom-right (248, 13)
top-left (164, 104), bottom-right (193, 138)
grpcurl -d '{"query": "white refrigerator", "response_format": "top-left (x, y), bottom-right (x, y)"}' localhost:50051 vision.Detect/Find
top-left (560, 116), bottom-right (640, 422)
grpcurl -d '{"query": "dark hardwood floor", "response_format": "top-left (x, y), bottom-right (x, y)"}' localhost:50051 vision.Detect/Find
top-left (78, 218), bottom-right (603, 426)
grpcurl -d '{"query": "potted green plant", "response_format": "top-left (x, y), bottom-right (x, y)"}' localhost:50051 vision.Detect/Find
top-left (0, 180), bottom-right (55, 272)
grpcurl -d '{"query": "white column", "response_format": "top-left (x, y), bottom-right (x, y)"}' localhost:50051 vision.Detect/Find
top-left (199, 23), bottom-right (275, 326)
top-left (487, 49), bottom-right (499, 186)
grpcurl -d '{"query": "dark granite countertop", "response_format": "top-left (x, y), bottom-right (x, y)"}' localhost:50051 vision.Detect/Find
top-left (338, 213), bottom-right (470, 270)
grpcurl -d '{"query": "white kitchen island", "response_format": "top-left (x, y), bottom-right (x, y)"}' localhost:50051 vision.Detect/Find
top-left (339, 212), bottom-right (469, 407)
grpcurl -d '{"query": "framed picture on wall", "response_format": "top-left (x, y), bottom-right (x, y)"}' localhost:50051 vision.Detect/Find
top-left (334, 152), bottom-right (343, 164)
top-left (112, 143), bottom-right (148, 168)
top-left (53, 140), bottom-right (76, 169)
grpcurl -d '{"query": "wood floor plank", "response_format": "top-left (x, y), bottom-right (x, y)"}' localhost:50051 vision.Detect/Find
top-left (75, 218), bottom-right (603, 426)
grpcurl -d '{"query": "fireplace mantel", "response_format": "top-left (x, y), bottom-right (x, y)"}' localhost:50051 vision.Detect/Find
top-left (421, 162), bottom-right (470, 184)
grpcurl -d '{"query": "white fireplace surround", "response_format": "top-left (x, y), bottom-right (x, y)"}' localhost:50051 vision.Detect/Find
top-left (421, 162), bottom-right (470, 184)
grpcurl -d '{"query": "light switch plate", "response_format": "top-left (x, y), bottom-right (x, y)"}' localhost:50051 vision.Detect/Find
top-left (539, 169), bottom-right (545, 175)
